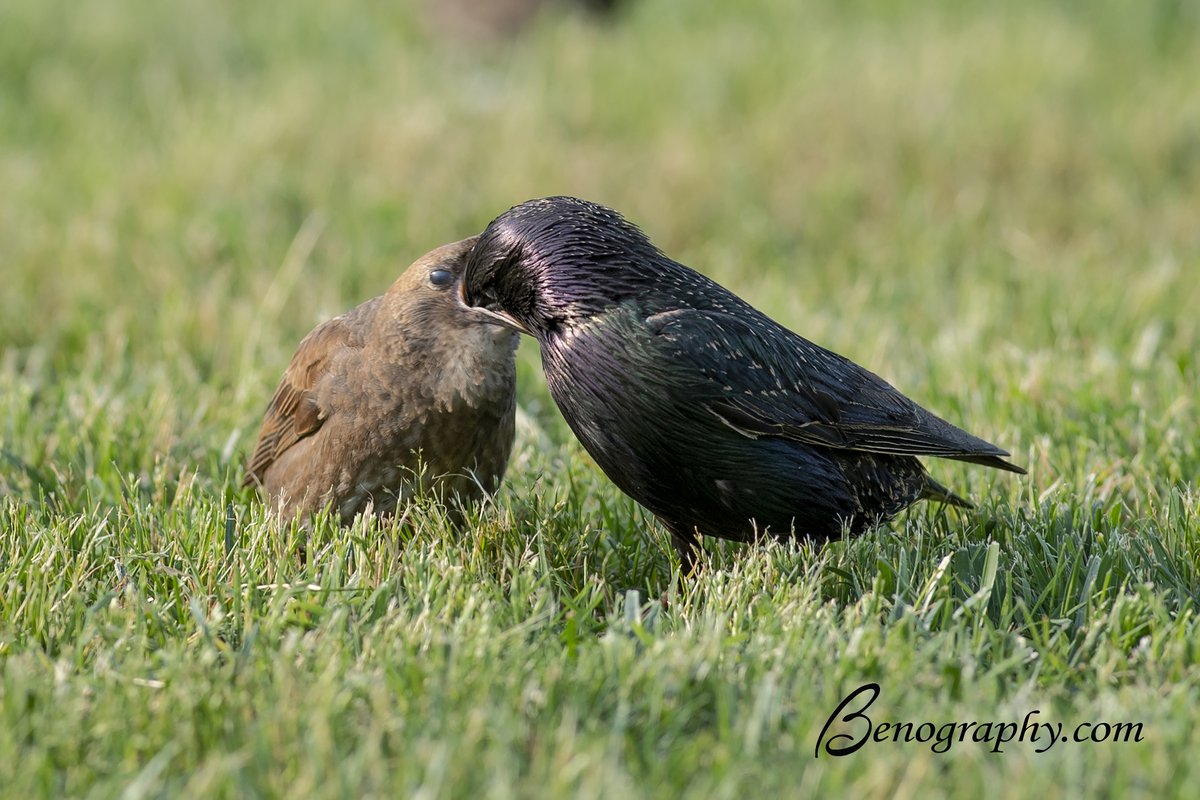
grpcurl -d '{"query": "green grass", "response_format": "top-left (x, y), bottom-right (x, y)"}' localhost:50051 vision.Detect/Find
top-left (2, 0), bottom-right (1199, 796)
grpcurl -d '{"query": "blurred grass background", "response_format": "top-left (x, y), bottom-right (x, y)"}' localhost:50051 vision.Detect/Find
top-left (1, 0), bottom-right (1199, 796)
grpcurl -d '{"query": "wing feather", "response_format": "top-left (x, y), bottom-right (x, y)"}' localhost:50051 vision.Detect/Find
top-left (650, 307), bottom-right (1025, 474)
top-left (242, 313), bottom-right (361, 487)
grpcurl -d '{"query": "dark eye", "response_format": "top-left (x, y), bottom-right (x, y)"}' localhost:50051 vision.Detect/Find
top-left (428, 269), bottom-right (454, 288)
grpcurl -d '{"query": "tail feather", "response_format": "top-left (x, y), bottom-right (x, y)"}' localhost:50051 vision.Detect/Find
top-left (920, 476), bottom-right (975, 510)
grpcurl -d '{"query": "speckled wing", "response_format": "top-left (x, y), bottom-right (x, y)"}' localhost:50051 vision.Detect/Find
top-left (647, 307), bottom-right (1025, 473)
top-left (242, 312), bottom-right (361, 488)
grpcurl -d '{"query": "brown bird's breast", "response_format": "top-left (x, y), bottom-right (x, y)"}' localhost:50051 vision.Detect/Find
top-left (329, 323), bottom-right (519, 520)
top-left (325, 324), bottom-right (514, 523)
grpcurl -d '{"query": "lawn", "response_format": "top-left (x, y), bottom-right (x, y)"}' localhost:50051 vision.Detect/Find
top-left (1, 0), bottom-right (1198, 796)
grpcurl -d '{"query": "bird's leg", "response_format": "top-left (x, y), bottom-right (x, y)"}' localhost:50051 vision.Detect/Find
top-left (665, 523), bottom-right (703, 604)
top-left (671, 529), bottom-right (700, 577)
top-left (655, 525), bottom-right (706, 610)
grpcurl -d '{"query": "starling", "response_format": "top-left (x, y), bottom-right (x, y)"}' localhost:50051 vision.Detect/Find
top-left (244, 236), bottom-right (519, 525)
top-left (458, 196), bottom-right (1024, 571)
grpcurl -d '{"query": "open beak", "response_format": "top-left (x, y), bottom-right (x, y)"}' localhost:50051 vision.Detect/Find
top-left (457, 284), bottom-right (532, 336)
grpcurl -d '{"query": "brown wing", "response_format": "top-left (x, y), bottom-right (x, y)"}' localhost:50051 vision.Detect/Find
top-left (242, 313), bottom-right (360, 488)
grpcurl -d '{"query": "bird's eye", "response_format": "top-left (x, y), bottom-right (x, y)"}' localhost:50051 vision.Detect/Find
top-left (428, 269), bottom-right (454, 288)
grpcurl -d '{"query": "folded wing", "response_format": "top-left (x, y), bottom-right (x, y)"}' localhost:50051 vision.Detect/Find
top-left (648, 307), bottom-right (1025, 474)
top-left (243, 313), bottom-right (359, 487)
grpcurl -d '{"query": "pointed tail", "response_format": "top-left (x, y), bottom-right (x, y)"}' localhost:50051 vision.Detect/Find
top-left (920, 476), bottom-right (975, 510)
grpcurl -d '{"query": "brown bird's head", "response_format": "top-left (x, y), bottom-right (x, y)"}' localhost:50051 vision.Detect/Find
top-left (388, 235), bottom-right (481, 317)
top-left (381, 235), bottom-right (518, 346)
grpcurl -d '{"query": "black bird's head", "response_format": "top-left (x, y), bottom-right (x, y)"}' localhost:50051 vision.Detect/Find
top-left (459, 196), bottom-right (665, 340)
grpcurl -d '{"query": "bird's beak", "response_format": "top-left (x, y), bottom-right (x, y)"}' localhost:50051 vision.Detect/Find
top-left (471, 305), bottom-right (532, 336)
top-left (457, 284), bottom-right (532, 336)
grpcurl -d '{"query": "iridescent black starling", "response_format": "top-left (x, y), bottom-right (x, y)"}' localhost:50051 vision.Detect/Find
top-left (244, 236), bottom-right (519, 525)
top-left (459, 197), bottom-right (1024, 571)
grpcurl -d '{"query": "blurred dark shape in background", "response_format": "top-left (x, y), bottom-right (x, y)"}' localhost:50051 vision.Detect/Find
top-left (425, 0), bottom-right (625, 41)
top-left (574, 0), bottom-right (622, 13)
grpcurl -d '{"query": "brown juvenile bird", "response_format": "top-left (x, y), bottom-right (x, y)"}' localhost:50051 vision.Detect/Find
top-left (243, 236), bottom-right (519, 525)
